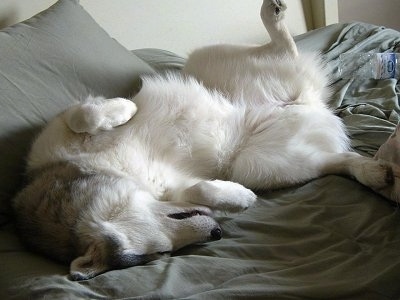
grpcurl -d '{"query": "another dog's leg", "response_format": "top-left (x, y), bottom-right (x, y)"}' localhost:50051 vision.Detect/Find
top-left (64, 96), bottom-right (137, 134)
top-left (318, 152), bottom-right (393, 190)
top-left (258, 0), bottom-right (298, 57)
top-left (169, 179), bottom-right (257, 213)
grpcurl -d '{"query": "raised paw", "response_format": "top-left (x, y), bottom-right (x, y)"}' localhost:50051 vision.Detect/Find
top-left (261, 0), bottom-right (287, 23)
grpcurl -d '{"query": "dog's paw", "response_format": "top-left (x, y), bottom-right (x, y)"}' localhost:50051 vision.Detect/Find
top-left (261, 0), bottom-right (287, 23)
top-left (352, 158), bottom-right (394, 190)
top-left (67, 97), bottom-right (138, 134)
top-left (96, 98), bottom-right (137, 131)
top-left (199, 180), bottom-right (257, 213)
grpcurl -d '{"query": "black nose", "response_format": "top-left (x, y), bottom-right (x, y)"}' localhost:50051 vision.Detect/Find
top-left (210, 227), bottom-right (222, 240)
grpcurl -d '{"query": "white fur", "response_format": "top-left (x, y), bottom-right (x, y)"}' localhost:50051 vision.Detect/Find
top-left (15, 0), bottom-right (392, 280)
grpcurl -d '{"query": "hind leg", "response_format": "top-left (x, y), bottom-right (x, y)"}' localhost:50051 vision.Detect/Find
top-left (64, 96), bottom-right (137, 134)
top-left (317, 152), bottom-right (393, 190)
top-left (229, 149), bottom-right (393, 192)
top-left (257, 0), bottom-right (298, 57)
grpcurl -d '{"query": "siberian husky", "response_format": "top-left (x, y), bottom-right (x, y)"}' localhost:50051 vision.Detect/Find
top-left (13, 0), bottom-right (392, 280)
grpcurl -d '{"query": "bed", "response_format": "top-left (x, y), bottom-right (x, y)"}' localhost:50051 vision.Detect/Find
top-left (1, 0), bottom-right (400, 299)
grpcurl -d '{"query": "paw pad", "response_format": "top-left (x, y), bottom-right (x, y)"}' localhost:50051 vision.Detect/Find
top-left (273, 0), bottom-right (282, 15)
top-left (261, 0), bottom-right (287, 23)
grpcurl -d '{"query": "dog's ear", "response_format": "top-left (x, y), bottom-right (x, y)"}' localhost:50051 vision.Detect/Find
top-left (69, 244), bottom-right (108, 281)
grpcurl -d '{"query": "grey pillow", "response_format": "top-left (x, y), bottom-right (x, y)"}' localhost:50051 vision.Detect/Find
top-left (132, 48), bottom-right (186, 72)
top-left (0, 0), bottom-right (154, 221)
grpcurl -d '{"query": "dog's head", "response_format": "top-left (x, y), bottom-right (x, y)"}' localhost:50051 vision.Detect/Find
top-left (71, 189), bottom-right (222, 280)
top-left (69, 176), bottom-right (222, 280)
top-left (14, 167), bottom-right (222, 281)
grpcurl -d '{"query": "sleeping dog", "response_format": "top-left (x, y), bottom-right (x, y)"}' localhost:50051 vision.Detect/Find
top-left (13, 0), bottom-right (393, 280)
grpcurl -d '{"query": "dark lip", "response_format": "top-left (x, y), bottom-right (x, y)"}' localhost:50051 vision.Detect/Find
top-left (168, 209), bottom-right (210, 220)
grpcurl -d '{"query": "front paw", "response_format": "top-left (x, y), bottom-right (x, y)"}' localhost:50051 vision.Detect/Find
top-left (203, 180), bottom-right (257, 213)
top-left (97, 98), bottom-right (137, 131)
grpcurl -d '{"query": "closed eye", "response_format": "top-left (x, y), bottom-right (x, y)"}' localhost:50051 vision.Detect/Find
top-left (168, 210), bottom-right (207, 220)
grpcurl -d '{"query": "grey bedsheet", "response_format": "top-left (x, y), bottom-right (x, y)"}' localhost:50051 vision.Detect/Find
top-left (2, 22), bottom-right (400, 299)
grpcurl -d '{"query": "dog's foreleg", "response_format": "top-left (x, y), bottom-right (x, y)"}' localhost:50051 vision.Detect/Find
top-left (173, 180), bottom-right (257, 213)
top-left (258, 0), bottom-right (298, 57)
top-left (64, 96), bottom-right (137, 135)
